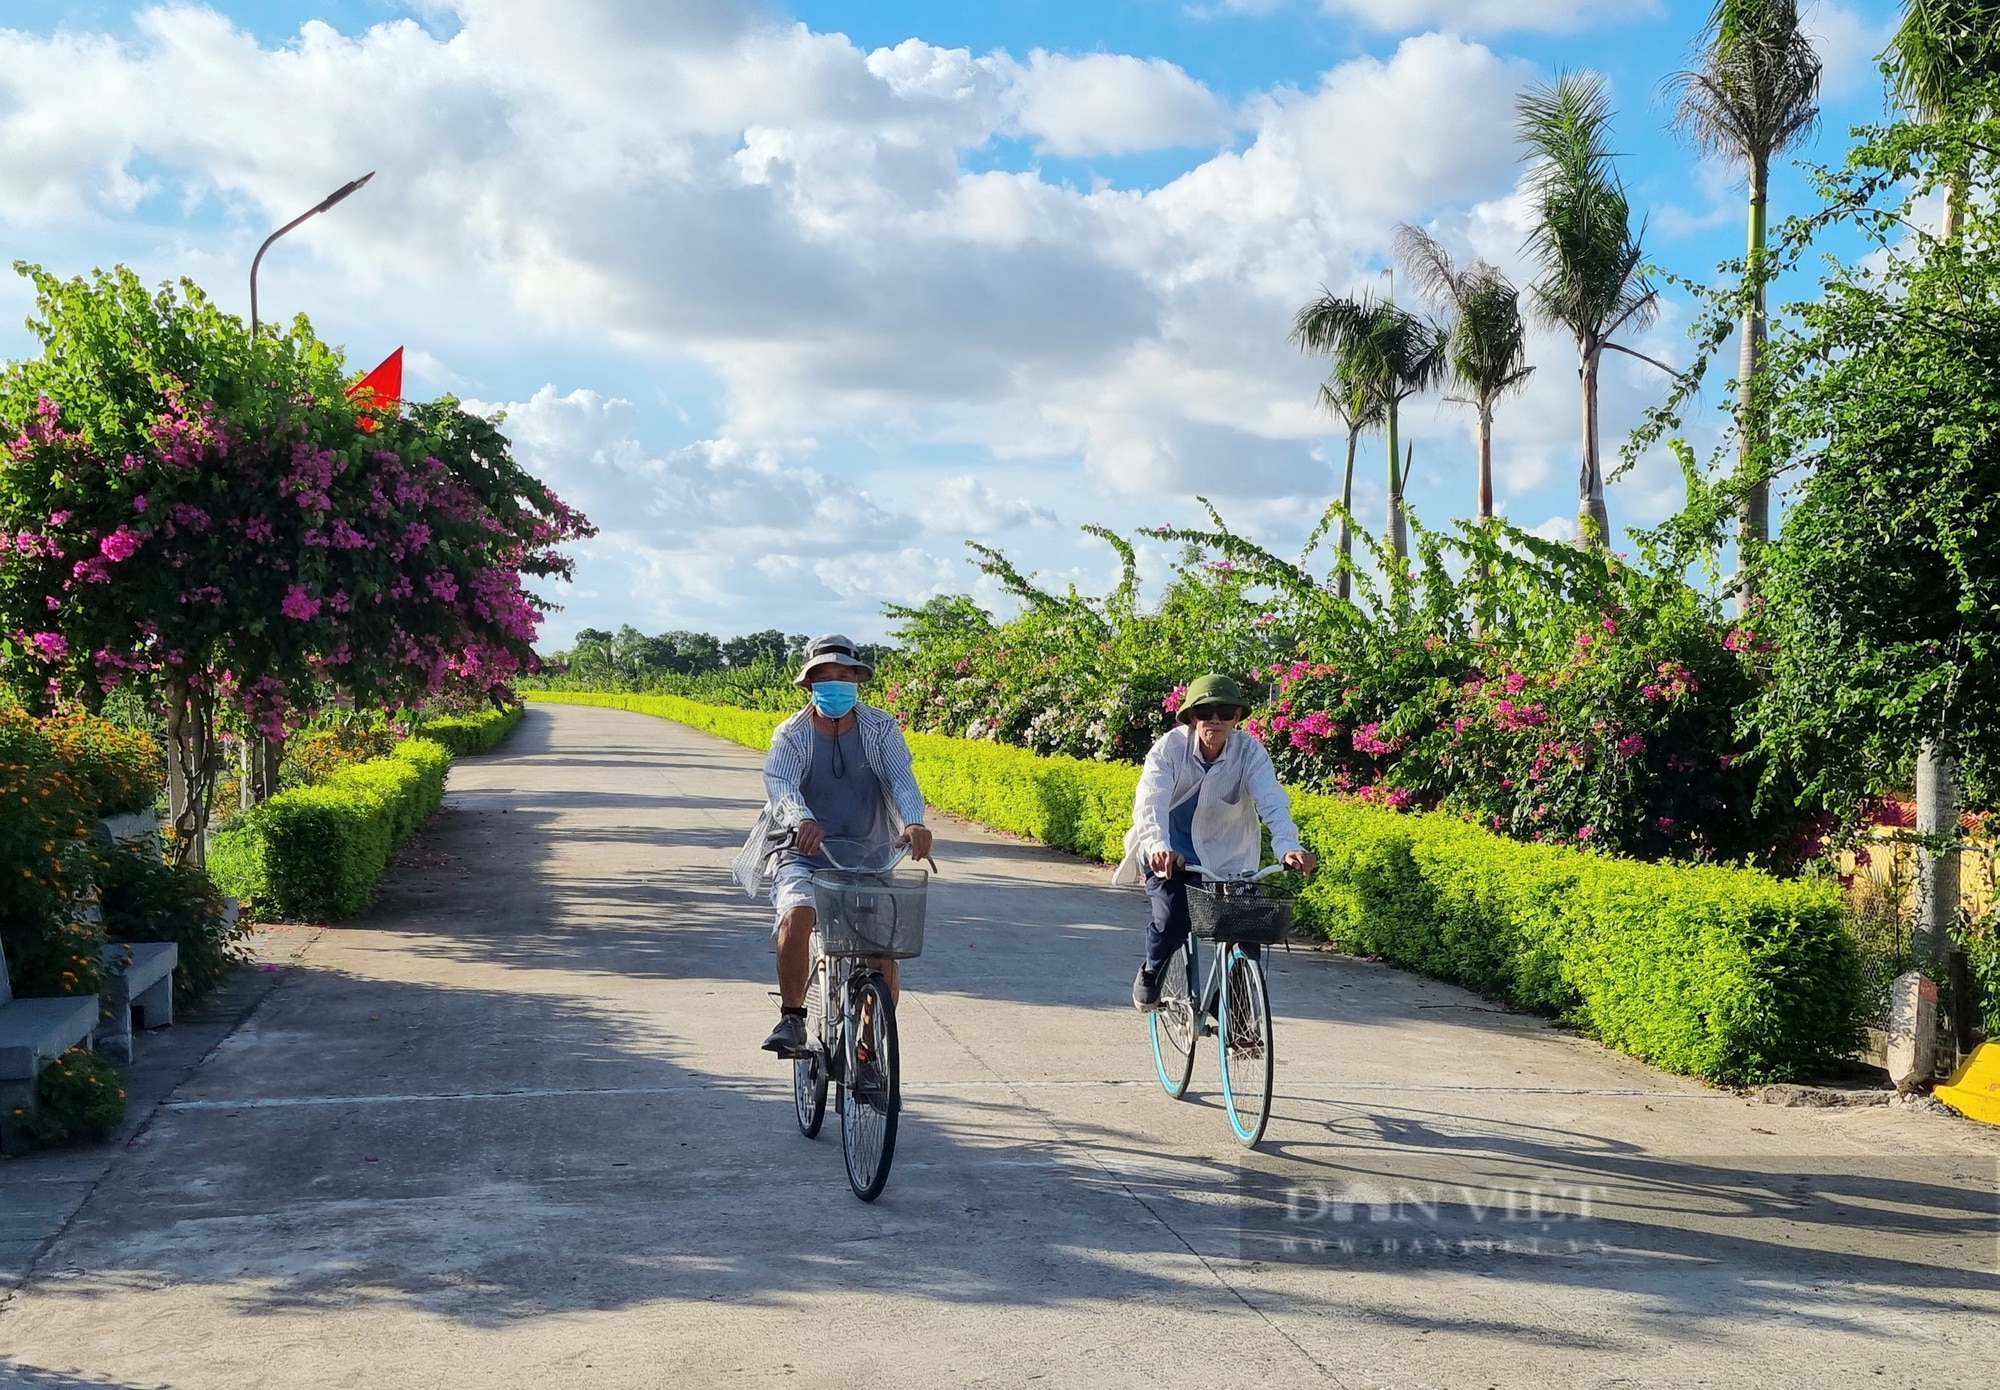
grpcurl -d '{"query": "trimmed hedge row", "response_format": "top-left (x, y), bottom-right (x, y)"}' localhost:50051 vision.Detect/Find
top-left (528, 689), bottom-right (787, 748)
top-left (532, 688), bottom-right (1866, 1085)
top-left (417, 704), bottom-right (525, 756)
top-left (1290, 799), bottom-right (1861, 1083)
top-left (210, 738), bottom-right (451, 921)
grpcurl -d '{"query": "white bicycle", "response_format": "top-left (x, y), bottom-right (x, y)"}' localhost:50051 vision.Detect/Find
top-left (773, 834), bottom-right (931, 1201)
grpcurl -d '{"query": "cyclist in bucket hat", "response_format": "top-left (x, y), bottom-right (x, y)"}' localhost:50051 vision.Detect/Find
top-left (1113, 673), bottom-right (1314, 1010)
top-left (732, 634), bottom-right (933, 1056)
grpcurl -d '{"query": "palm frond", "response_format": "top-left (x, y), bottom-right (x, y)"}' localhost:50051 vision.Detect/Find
top-left (1517, 70), bottom-right (1654, 349)
top-left (1667, 0), bottom-right (1821, 168)
top-left (1888, 0), bottom-right (2000, 121)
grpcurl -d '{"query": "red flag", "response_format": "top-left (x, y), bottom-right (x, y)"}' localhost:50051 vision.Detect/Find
top-left (346, 347), bottom-right (403, 431)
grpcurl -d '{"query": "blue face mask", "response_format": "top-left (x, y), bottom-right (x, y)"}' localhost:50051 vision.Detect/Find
top-left (810, 681), bottom-right (859, 718)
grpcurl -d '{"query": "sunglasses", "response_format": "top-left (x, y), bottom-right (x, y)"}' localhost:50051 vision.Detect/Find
top-left (1188, 705), bottom-right (1245, 723)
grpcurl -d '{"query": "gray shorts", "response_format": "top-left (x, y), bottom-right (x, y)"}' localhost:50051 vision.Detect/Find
top-left (770, 858), bottom-right (818, 934)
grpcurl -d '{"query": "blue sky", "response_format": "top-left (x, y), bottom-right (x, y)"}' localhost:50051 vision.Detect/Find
top-left (0, 1), bottom-right (1906, 648)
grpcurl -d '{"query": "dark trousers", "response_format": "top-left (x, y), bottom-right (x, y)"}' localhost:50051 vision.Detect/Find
top-left (1143, 867), bottom-right (1195, 975)
top-left (1144, 868), bottom-right (1262, 976)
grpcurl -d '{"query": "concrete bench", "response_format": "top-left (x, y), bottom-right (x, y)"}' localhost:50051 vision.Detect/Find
top-left (0, 945), bottom-right (99, 1149)
top-left (93, 941), bottom-right (178, 1065)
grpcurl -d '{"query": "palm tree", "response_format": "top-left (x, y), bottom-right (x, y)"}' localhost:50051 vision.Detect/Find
top-left (1516, 71), bottom-right (1673, 546)
top-left (1888, 0), bottom-right (2000, 239)
top-left (1668, 0), bottom-right (1820, 590)
top-left (1393, 225), bottom-right (1533, 525)
top-left (1291, 291), bottom-right (1444, 564)
top-left (1311, 359), bottom-right (1383, 600)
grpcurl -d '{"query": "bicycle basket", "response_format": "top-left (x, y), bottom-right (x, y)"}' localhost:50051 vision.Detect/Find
top-left (1188, 884), bottom-right (1291, 944)
top-left (812, 868), bottom-right (929, 959)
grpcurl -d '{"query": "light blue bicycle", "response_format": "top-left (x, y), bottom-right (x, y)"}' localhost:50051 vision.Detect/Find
top-left (1147, 863), bottom-right (1289, 1147)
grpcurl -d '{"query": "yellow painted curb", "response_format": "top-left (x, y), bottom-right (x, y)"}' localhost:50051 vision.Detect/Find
top-left (1934, 1042), bottom-right (2000, 1126)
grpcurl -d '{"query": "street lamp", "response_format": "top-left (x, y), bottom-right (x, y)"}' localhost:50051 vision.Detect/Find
top-left (248, 171), bottom-right (375, 335)
top-left (241, 171), bottom-right (373, 807)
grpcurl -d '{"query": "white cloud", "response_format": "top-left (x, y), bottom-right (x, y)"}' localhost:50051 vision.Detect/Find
top-left (1806, 1), bottom-right (1895, 102)
top-left (1003, 50), bottom-right (1231, 156)
top-left (1317, 0), bottom-right (1659, 34)
top-left (0, 1), bottom-right (1697, 639)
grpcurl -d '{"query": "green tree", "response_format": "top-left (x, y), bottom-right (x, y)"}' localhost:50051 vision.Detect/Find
top-left (1290, 291), bottom-right (1444, 564)
top-left (1889, 0), bottom-right (2000, 240)
top-left (1667, 0), bottom-right (1820, 593)
top-left (1517, 71), bottom-right (1673, 546)
top-left (1758, 87), bottom-right (2000, 961)
top-left (1393, 225), bottom-right (1534, 524)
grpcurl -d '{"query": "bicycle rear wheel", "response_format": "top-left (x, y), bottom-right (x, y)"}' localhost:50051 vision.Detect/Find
top-left (840, 972), bottom-right (900, 1201)
top-left (1217, 947), bottom-right (1274, 1147)
top-left (1148, 941), bottom-right (1198, 1099)
top-left (795, 964), bottom-right (829, 1137)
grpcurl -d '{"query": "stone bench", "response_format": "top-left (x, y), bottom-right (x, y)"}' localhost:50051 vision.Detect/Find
top-left (0, 945), bottom-right (99, 1151)
top-left (93, 941), bottom-right (178, 1065)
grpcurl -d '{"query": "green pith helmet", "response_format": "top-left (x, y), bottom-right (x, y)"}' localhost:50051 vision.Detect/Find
top-left (1178, 673), bottom-right (1253, 724)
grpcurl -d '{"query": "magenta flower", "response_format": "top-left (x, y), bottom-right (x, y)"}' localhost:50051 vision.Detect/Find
top-left (1615, 733), bottom-right (1646, 758)
top-left (1503, 671), bottom-right (1526, 694)
top-left (99, 526), bottom-right (141, 562)
top-left (1577, 825), bottom-right (1595, 842)
top-left (27, 631), bottom-right (67, 661)
top-left (1163, 685), bottom-right (1187, 714)
top-left (280, 585), bottom-right (322, 621)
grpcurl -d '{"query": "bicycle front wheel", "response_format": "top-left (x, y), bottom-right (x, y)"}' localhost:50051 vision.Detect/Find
top-left (1148, 941), bottom-right (1197, 1099)
top-left (840, 972), bottom-right (900, 1201)
top-left (1217, 947), bottom-right (1274, 1147)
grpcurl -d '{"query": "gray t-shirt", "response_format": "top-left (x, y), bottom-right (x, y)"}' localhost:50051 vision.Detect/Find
top-left (787, 722), bottom-right (885, 868)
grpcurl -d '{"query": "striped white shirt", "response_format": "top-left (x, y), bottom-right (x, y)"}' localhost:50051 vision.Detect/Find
top-left (731, 703), bottom-right (928, 897)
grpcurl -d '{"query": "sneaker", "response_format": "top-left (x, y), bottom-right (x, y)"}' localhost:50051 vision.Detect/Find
top-left (762, 1013), bottom-right (808, 1056)
top-left (1133, 966), bottom-right (1162, 1011)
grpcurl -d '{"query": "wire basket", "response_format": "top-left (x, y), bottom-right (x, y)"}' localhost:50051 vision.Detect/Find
top-left (813, 868), bottom-right (929, 959)
top-left (1188, 885), bottom-right (1291, 944)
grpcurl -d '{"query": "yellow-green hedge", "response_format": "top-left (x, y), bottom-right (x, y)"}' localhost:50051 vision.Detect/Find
top-left (528, 690), bottom-right (1864, 1082)
top-left (209, 738), bottom-right (451, 921)
top-left (416, 704), bottom-right (524, 756)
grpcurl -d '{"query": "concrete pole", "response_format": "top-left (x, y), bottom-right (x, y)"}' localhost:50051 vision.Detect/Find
top-left (1914, 738), bottom-right (1958, 967)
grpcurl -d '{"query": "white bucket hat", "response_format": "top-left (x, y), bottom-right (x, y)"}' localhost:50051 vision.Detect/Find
top-left (792, 633), bottom-right (875, 688)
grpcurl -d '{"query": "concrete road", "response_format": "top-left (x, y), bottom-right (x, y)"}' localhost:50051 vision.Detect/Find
top-left (2, 701), bottom-right (1996, 1390)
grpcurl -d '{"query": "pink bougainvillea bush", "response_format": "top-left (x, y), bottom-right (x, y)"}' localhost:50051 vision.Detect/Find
top-left (0, 264), bottom-right (592, 860)
top-left (883, 508), bottom-right (1809, 866)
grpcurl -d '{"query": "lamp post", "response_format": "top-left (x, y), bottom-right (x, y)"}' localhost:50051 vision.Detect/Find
top-left (241, 172), bottom-right (374, 806)
top-left (248, 171), bottom-right (374, 335)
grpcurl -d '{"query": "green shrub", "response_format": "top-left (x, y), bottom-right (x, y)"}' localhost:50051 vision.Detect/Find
top-left (9, 1047), bottom-right (127, 1148)
top-left (527, 690), bottom-right (787, 749)
top-left (905, 732), bottom-right (1138, 863)
top-left (36, 707), bottom-right (160, 816)
top-left (416, 703), bottom-right (524, 755)
top-left (96, 845), bottom-right (250, 1007)
top-left (545, 688), bottom-right (1866, 1085)
top-left (0, 699), bottom-right (104, 998)
top-left (1291, 795), bottom-right (1864, 1083)
top-left (210, 737), bottom-right (451, 920)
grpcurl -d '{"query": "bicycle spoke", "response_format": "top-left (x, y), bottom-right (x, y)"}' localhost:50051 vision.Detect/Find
top-left (1217, 949), bottom-right (1274, 1147)
top-left (1149, 942), bottom-right (1198, 1099)
top-left (840, 973), bottom-right (900, 1201)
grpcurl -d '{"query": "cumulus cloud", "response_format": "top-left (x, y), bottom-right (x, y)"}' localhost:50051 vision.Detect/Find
top-left (1003, 50), bottom-right (1231, 156)
top-left (0, 0), bottom-right (1692, 638)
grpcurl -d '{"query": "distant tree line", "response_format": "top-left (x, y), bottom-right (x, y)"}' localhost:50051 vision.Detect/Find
top-left (546, 626), bottom-right (891, 690)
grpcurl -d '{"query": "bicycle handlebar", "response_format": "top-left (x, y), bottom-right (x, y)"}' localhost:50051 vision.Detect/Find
top-left (1184, 862), bottom-right (1290, 884)
top-left (766, 826), bottom-right (937, 875)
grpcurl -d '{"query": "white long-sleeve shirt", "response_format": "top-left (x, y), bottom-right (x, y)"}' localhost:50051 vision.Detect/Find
top-left (1111, 725), bottom-right (1303, 885)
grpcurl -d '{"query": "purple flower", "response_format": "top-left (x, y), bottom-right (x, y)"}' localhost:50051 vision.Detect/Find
top-left (281, 585), bottom-right (322, 621)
